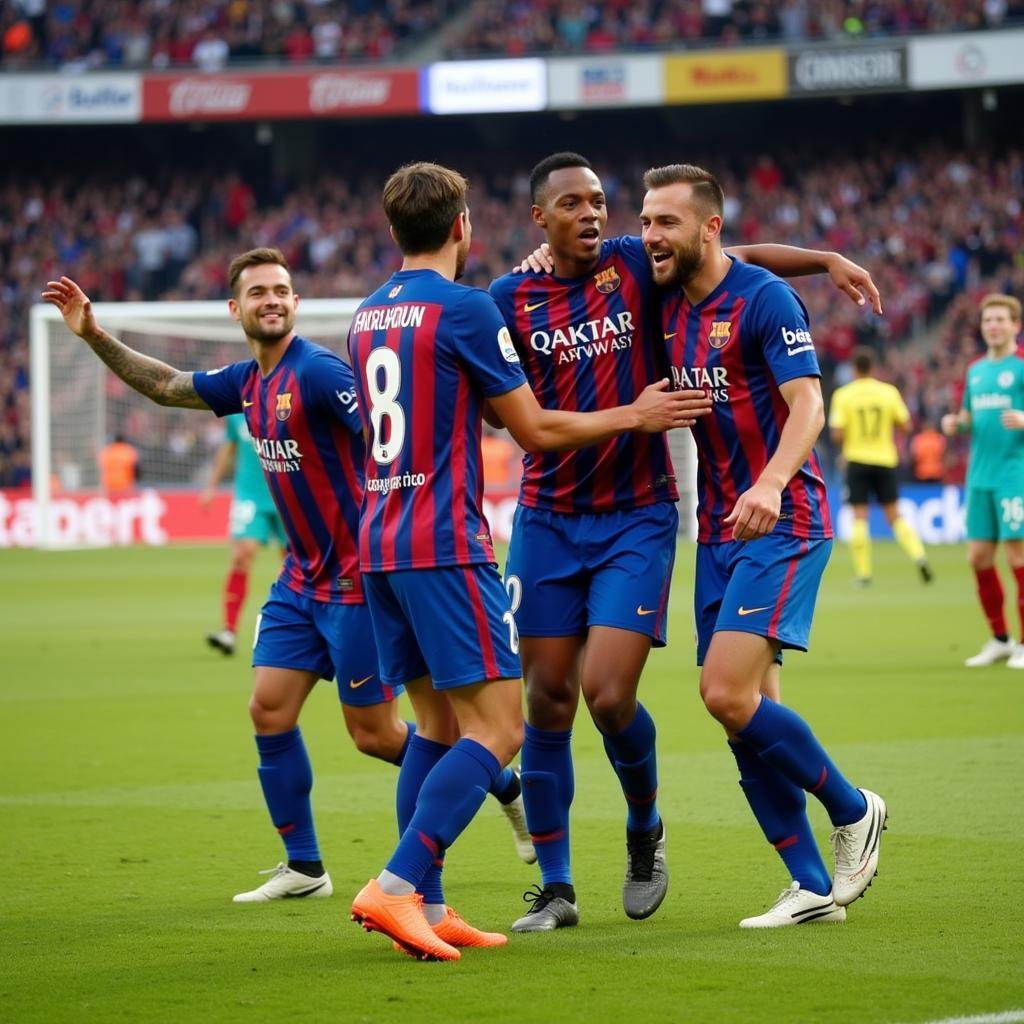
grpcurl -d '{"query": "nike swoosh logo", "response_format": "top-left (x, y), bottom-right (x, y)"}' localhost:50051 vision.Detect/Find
top-left (242, 400), bottom-right (254, 407)
top-left (283, 880), bottom-right (328, 898)
top-left (524, 298), bottom-right (552, 313)
top-left (349, 674), bottom-right (374, 689)
top-left (737, 605), bottom-right (771, 616)
top-left (664, 332), bottom-right (677, 340)
top-left (636, 606), bottom-right (658, 616)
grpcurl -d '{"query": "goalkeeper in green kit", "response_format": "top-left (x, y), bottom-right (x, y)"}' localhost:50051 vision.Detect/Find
top-left (943, 293), bottom-right (1024, 669)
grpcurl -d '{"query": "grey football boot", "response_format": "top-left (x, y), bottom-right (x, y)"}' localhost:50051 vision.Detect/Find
top-left (622, 820), bottom-right (667, 920)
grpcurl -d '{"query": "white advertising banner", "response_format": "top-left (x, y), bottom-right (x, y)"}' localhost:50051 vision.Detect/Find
top-left (0, 73), bottom-right (141, 123)
top-left (425, 59), bottom-right (546, 114)
top-left (548, 55), bottom-right (663, 109)
top-left (909, 29), bottom-right (1024, 90)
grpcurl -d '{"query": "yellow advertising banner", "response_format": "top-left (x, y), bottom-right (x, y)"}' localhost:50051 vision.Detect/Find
top-left (664, 49), bottom-right (787, 104)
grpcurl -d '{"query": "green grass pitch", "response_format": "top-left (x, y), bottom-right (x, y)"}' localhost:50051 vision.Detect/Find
top-left (2, 541), bottom-right (1023, 1024)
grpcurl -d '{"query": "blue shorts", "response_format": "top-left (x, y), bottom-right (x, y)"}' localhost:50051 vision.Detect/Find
top-left (694, 534), bottom-right (832, 666)
top-left (253, 579), bottom-right (400, 707)
top-left (363, 564), bottom-right (522, 689)
top-left (505, 502), bottom-right (678, 647)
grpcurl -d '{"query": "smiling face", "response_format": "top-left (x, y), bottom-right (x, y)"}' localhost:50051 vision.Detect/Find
top-left (229, 263), bottom-right (298, 342)
top-left (639, 182), bottom-right (713, 290)
top-left (531, 165), bottom-right (608, 272)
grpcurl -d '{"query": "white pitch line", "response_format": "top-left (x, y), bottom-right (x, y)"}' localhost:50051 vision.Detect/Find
top-left (908, 1012), bottom-right (1024, 1024)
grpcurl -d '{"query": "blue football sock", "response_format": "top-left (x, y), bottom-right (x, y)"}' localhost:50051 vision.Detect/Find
top-left (600, 703), bottom-right (660, 833)
top-left (395, 733), bottom-right (450, 906)
top-left (390, 721), bottom-right (417, 767)
top-left (490, 766), bottom-right (519, 804)
top-left (385, 738), bottom-right (500, 888)
top-left (520, 723), bottom-right (574, 887)
top-left (255, 727), bottom-right (320, 862)
top-left (737, 697), bottom-right (867, 827)
top-left (729, 740), bottom-right (831, 896)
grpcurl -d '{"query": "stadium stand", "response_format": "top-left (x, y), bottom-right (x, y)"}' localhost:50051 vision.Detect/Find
top-left (3, 139), bottom-right (1021, 485)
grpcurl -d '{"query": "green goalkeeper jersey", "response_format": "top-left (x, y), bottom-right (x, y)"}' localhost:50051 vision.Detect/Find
top-left (225, 414), bottom-right (277, 513)
top-left (962, 352), bottom-right (1024, 489)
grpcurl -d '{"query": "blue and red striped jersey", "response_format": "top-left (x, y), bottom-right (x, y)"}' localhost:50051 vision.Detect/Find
top-left (348, 269), bottom-right (528, 572)
top-left (193, 335), bottom-right (365, 603)
top-left (661, 258), bottom-right (833, 544)
top-left (489, 235), bottom-right (677, 514)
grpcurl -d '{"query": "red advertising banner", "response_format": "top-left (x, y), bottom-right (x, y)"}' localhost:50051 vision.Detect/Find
top-left (141, 68), bottom-right (420, 122)
top-left (1, 487), bottom-right (521, 548)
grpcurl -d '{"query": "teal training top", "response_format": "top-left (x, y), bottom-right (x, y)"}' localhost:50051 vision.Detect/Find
top-left (962, 353), bottom-right (1024, 489)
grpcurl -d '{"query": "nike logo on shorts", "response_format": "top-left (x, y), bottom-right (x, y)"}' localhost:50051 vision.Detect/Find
top-left (737, 605), bottom-right (771, 616)
top-left (636, 605), bottom-right (658, 616)
top-left (349, 674), bottom-right (374, 689)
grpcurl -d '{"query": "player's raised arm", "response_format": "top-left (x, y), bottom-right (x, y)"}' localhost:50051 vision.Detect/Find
top-left (730, 245), bottom-right (883, 315)
top-left (41, 276), bottom-right (209, 409)
top-left (489, 379), bottom-right (711, 453)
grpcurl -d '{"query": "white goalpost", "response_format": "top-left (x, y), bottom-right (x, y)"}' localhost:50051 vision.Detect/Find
top-left (28, 296), bottom-right (697, 548)
top-left (28, 298), bottom-right (363, 549)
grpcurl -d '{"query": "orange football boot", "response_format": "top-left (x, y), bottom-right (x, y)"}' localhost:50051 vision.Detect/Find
top-left (351, 879), bottom-right (461, 962)
top-left (432, 907), bottom-right (508, 947)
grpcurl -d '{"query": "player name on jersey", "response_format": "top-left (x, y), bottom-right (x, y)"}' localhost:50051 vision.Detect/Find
top-left (351, 304), bottom-right (427, 334)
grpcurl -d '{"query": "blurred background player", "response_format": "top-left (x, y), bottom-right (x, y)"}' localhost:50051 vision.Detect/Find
top-left (828, 347), bottom-right (933, 586)
top-left (201, 412), bottom-right (287, 655)
top-left (347, 161), bottom-right (709, 961)
top-left (910, 421), bottom-right (948, 484)
top-left (942, 293), bottom-right (1024, 669)
top-left (644, 163), bottom-right (887, 928)
top-left (97, 433), bottom-right (139, 493)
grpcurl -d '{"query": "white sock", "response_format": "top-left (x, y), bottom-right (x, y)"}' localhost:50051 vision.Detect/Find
top-left (376, 869), bottom-right (415, 896)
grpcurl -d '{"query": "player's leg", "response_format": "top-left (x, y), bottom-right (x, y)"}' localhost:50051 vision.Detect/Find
top-left (208, 498), bottom-right (263, 654)
top-left (352, 566), bottom-right (522, 959)
top-left (505, 505), bottom-right (588, 920)
top-left (728, 661), bottom-right (836, 927)
top-left (701, 536), bottom-right (886, 910)
top-left (1001, 534), bottom-right (1024, 667)
top-left (964, 487), bottom-right (1013, 664)
top-left (846, 464), bottom-right (872, 585)
top-left (881, 479), bottom-right (932, 583)
top-left (576, 502), bottom-right (677, 920)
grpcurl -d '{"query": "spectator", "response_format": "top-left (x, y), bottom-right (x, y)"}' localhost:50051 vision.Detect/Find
top-left (911, 422), bottom-right (948, 483)
top-left (98, 434), bottom-right (140, 493)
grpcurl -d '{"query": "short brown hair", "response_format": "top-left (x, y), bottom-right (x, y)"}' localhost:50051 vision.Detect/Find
top-left (852, 346), bottom-right (874, 374)
top-left (228, 248), bottom-right (291, 296)
top-left (642, 163), bottom-right (725, 219)
top-left (980, 292), bottom-right (1022, 323)
top-left (383, 162), bottom-right (468, 255)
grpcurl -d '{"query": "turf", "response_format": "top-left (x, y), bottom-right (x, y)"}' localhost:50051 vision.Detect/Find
top-left (2, 541), bottom-right (1022, 1024)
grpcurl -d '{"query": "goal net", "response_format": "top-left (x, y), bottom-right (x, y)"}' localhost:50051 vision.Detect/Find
top-left (28, 297), bottom-right (698, 547)
top-left (29, 298), bottom-right (362, 548)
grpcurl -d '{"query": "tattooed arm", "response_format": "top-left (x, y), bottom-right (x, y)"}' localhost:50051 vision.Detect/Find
top-left (41, 276), bottom-right (209, 409)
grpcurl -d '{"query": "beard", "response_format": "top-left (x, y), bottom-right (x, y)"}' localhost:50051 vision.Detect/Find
top-left (663, 231), bottom-right (704, 289)
top-left (454, 243), bottom-right (469, 281)
top-left (243, 309), bottom-right (294, 342)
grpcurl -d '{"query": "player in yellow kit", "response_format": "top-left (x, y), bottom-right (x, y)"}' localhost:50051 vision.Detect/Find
top-left (829, 348), bottom-right (933, 586)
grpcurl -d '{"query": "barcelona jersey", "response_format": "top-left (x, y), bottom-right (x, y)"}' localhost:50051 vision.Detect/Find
top-left (193, 335), bottom-right (365, 603)
top-left (348, 269), bottom-right (528, 572)
top-left (489, 235), bottom-right (677, 513)
top-left (660, 258), bottom-right (832, 544)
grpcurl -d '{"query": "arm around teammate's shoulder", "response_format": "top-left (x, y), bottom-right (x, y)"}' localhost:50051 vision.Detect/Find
top-left (41, 276), bottom-right (209, 409)
top-left (487, 379), bottom-right (712, 453)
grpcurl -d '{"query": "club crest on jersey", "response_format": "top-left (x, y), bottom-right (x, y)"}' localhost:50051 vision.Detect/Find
top-left (388, 285), bottom-right (403, 299)
top-left (593, 267), bottom-right (621, 294)
top-left (275, 392), bottom-right (292, 421)
top-left (708, 321), bottom-right (732, 348)
top-left (998, 371), bottom-right (1015, 389)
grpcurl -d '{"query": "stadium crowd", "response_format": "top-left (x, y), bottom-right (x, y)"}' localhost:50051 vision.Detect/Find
top-left (447, 0), bottom-right (1024, 58)
top-left (0, 0), bottom-right (460, 70)
top-left (2, 0), bottom-right (1022, 69)
top-left (3, 140), bottom-right (1022, 486)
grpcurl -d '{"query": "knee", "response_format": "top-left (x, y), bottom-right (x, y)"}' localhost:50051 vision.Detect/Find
top-left (585, 687), bottom-right (636, 735)
top-left (249, 694), bottom-right (291, 734)
top-left (348, 722), bottom-right (403, 762)
top-left (699, 676), bottom-right (755, 734)
top-left (968, 550), bottom-right (994, 572)
top-left (525, 676), bottom-right (577, 730)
